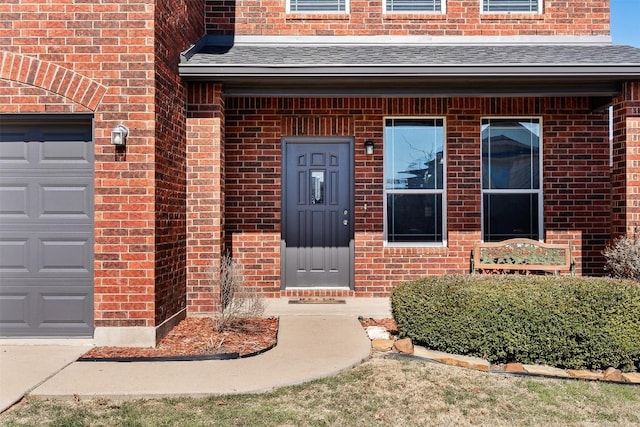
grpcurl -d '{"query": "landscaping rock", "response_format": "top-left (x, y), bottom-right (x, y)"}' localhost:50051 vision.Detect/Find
top-left (366, 326), bottom-right (390, 340)
top-left (504, 363), bottom-right (525, 373)
top-left (393, 338), bottom-right (414, 354)
top-left (567, 370), bottom-right (605, 381)
top-left (413, 347), bottom-right (490, 372)
top-left (621, 372), bottom-right (640, 384)
top-left (371, 339), bottom-right (394, 351)
top-left (603, 367), bottom-right (622, 382)
top-left (522, 365), bottom-right (571, 378)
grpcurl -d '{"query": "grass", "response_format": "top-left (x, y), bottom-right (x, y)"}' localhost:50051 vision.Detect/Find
top-left (1, 355), bottom-right (640, 426)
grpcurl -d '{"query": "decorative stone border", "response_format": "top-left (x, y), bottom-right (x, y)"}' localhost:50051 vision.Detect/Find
top-left (366, 332), bottom-right (640, 385)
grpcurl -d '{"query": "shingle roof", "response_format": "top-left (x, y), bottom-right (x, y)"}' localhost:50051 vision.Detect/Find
top-left (185, 43), bottom-right (640, 67)
top-left (179, 38), bottom-right (640, 96)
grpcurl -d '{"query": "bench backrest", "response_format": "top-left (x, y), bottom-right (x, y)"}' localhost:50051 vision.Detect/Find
top-left (472, 238), bottom-right (573, 274)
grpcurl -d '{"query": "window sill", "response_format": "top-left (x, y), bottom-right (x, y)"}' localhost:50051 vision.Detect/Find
top-left (286, 13), bottom-right (350, 20)
top-left (480, 13), bottom-right (544, 20)
top-left (383, 13), bottom-right (447, 20)
top-left (383, 244), bottom-right (449, 255)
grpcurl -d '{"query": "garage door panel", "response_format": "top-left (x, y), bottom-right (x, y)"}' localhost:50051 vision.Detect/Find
top-left (0, 292), bottom-right (30, 326)
top-left (0, 140), bottom-right (29, 165)
top-left (0, 119), bottom-right (94, 337)
top-left (1, 124), bottom-right (92, 170)
top-left (0, 178), bottom-right (92, 223)
top-left (40, 182), bottom-right (92, 219)
top-left (0, 183), bottom-right (30, 218)
top-left (0, 285), bottom-right (92, 336)
top-left (0, 233), bottom-right (92, 277)
top-left (39, 237), bottom-right (92, 274)
top-left (39, 291), bottom-right (92, 327)
top-left (40, 139), bottom-right (93, 166)
top-left (0, 239), bottom-right (30, 273)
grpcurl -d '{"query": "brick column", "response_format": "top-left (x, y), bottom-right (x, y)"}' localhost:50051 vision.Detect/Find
top-left (186, 83), bottom-right (225, 315)
top-left (612, 82), bottom-right (640, 237)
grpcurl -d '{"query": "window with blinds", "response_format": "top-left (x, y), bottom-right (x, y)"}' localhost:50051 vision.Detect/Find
top-left (482, 0), bottom-right (540, 13)
top-left (288, 0), bottom-right (348, 12)
top-left (385, 0), bottom-right (443, 13)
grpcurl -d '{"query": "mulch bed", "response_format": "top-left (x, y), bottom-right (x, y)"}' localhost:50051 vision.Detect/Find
top-left (80, 316), bottom-right (397, 361)
top-left (80, 317), bottom-right (279, 360)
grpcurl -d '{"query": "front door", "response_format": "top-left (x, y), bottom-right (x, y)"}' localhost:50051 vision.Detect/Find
top-left (282, 137), bottom-right (353, 288)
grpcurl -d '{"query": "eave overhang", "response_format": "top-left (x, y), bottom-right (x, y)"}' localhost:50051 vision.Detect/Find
top-left (179, 37), bottom-right (640, 97)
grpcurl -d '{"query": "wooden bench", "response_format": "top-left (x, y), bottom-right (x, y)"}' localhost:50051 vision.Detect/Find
top-left (472, 238), bottom-right (575, 275)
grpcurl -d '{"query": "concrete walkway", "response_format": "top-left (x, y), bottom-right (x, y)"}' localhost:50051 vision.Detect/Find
top-left (1, 298), bottom-right (390, 410)
top-left (0, 343), bottom-right (90, 412)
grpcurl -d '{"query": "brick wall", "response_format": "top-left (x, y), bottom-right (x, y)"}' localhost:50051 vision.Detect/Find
top-left (612, 82), bottom-right (640, 237)
top-left (1, 0), bottom-right (203, 332)
top-left (0, 0), bottom-right (158, 328)
top-left (206, 0), bottom-right (609, 37)
top-left (153, 0), bottom-right (204, 325)
top-left (186, 83), bottom-right (226, 315)
top-left (218, 95), bottom-right (611, 296)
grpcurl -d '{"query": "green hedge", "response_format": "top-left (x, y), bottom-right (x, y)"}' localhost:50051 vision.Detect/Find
top-left (391, 275), bottom-right (640, 372)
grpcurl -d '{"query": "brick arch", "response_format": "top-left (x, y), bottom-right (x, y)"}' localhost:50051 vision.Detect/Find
top-left (0, 51), bottom-right (107, 111)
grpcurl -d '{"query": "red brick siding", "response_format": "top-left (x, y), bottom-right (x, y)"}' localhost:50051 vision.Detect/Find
top-left (218, 95), bottom-right (611, 296)
top-left (206, 0), bottom-right (609, 37)
top-left (0, 51), bottom-right (107, 113)
top-left (153, 0), bottom-right (205, 325)
top-left (186, 83), bottom-right (226, 314)
top-left (1, 0), bottom-right (157, 327)
top-left (1, 0), bottom-right (203, 329)
top-left (612, 82), bottom-right (640, 237)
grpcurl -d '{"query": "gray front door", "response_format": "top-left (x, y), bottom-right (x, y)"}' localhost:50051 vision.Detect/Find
top-left (282, 138), bottom-right (353, 288)
top-left (0, 119), bottom-right (94, 337)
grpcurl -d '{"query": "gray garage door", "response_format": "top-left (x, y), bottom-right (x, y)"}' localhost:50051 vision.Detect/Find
top-left (0, 118), bottom-right (94, 337)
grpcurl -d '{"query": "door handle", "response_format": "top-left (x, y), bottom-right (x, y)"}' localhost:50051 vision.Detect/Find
top-left (343, 219), bottom-right (348, 226)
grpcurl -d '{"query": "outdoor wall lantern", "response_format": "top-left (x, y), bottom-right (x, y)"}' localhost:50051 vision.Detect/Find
top-left (364, 139), bottom-right (374, 155)
top-left (111, 124), bottom-right (129, 146)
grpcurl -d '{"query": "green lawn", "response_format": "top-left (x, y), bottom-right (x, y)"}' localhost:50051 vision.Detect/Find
top-left (2, 355), bottom-right (639, 426)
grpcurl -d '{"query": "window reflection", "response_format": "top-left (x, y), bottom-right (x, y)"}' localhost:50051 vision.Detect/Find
top-left (384, 118), bottom-right (446, 244)
top-left (311, 170), bottom-right (324, 204)
top-left (481, 118), bottom-right (542, 241)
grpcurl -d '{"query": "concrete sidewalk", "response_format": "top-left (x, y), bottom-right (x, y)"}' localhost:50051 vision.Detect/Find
top-left (1, 298), bottom-right (390, 409)
top-left (0, 343), bottom-right (90, 411)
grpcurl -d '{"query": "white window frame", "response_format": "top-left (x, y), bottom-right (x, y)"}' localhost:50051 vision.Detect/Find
top-left (383, 0), bottom-right (446, 14)
top-left (287, 0), bottom-right (349, 13)
top-left (480, 117), bottom-right (543, 242)
top-left (383, 117), bottom-right (447, 247)
top-left (481, 0), bottom-right (542, 14)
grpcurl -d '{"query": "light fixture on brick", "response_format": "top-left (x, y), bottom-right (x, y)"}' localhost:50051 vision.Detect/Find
top-left (111, 124), bottom-right (129, 146)
top-left (364, 139), bottom-right (374, 155)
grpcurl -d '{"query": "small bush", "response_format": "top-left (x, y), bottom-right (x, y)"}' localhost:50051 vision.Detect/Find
top-left (213, 254), bottom-right (265, 332)
top-left (603, 231), bottom-right (640, 281)
top-left (391, 275), bottom-right (640, 371)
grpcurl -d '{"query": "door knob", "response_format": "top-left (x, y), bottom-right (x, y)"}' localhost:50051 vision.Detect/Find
top-left (343, 219), bottom-right (348, 226)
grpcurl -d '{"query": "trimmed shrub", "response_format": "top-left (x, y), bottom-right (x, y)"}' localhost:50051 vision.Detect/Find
top-left (391, 275), bottom-right (640, 371)
top-left (603, 231), bottom-right (640, 281)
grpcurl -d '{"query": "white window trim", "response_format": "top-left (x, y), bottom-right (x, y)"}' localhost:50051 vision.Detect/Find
top-left (286, 0), bottom-right (350, 14)
top-left (383, 116), bottom-right (447, 247)
top-left (480, 0), bottom-right (542, 14)
top-left (480, 116), bottom-right (544, 242)
top-left (383, 0), bottom-right (446, 14)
